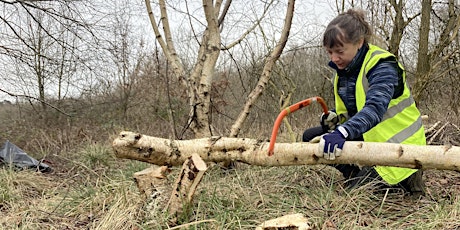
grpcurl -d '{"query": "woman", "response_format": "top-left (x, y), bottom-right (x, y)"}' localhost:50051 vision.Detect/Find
top-left (303, 9), bottom-right (426, 196)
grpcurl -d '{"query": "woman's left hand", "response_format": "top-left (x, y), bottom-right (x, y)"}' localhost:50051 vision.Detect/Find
top-left (317, 127), bottom-right (348, 160)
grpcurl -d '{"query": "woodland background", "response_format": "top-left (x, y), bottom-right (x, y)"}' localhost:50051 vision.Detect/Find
top-left (0, 0), bottom-right (460, 229)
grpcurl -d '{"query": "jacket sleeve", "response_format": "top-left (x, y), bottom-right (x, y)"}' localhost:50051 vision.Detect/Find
top-left (340, 60), bottom-right (400, 140)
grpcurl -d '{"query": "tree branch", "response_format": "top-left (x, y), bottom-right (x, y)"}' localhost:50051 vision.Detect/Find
top-left (221, 0), bottom-right (274, 50)
top-left (0, 88), bottom-right (71, 116)
top-left (229, 0), bottom-right (295, 137)
top-left (112, 131), bottom-right (460, 171)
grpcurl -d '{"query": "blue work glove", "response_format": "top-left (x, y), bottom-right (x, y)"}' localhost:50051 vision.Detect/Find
top-left (317, 126), bottom-right (348, 160)
top-left (320, 111), bottom-right (339, 132)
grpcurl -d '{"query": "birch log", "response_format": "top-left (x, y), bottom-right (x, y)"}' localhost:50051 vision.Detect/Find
top-left (112, 131), bottom-right (460, 171)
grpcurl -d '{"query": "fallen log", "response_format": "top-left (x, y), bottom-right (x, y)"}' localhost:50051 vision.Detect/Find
top-left (112, 131), bottom-right (460, 171)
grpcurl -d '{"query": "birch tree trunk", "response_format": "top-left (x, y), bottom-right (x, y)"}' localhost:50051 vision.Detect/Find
top-left (145, 0), bottom-right (295, 139)
top-left (145, 0), bottom-right (222, 138)
top-left (113, 131), bottom-right (460, 171)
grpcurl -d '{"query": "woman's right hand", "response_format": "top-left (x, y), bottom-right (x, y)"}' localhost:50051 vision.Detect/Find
top-left (320, 111), bottom-right (339, 132)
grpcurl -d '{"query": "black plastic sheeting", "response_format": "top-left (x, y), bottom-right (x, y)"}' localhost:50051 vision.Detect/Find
top-left (0, 140), bottom-right (52, 173)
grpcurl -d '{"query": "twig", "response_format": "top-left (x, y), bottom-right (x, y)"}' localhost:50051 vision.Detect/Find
top-left (165, 219), bottom-right (217, 229)
top-left (425, 121), bottom-right (441, 134)
top-left (449, 123), bottom-right (460, 146)
top-left (0, 88), bottom-right (71, 116)
top-left (428, 122), bottom-right (449, 145)
top-left (452, 123), bottom-right (460, 133)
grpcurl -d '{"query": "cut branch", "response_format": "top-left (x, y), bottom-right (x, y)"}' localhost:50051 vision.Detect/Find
top-left (112, 131), bottom-right (460, 171)
top-left (166, 153), bottom-right (207, 219)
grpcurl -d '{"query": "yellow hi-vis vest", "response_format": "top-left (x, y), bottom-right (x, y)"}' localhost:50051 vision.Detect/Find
top-left (334, 44), bottom-right (426, 185)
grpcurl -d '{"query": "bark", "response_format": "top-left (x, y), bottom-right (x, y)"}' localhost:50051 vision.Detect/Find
top-left (415, 0), bottom-right (431, 77)
top-left (186, 0), bottom-right (222, 137)
top-left (112, 131), bottom-right (460, 171)
top-left (413, 0), bottom-right (431, 105)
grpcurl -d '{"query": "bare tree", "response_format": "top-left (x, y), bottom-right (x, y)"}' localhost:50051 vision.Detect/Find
top-left (386, 0), bottom-right (420, 56)
top-left (145, 0), bottom-right (295, 139)
top-left (0, 0), bottom-right (95, 110)
top-left (412, 0), bottom-right (460, 103)
top-left (104, 1), bottom-right (147, 120)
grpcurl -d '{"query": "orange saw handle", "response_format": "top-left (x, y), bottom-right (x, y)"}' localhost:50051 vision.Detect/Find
top-left (268, 96), bottom-right (329, 156)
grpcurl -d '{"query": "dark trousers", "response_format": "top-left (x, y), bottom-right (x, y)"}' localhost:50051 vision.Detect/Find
top-left (302, 126), bottom-right (425, 195)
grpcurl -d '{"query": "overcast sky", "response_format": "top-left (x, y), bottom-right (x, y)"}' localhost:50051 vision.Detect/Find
top-left (0, 0), bottom-right (342, 102)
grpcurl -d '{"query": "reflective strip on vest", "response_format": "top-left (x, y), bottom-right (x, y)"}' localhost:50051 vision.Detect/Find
top-left (334, 44), bottom-right (426, 185)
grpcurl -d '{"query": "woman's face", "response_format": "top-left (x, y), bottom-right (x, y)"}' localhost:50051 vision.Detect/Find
top-left (325, 40), bottom-right (363, 70)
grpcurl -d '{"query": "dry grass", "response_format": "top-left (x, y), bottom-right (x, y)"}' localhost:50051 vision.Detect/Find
top-left (1, 101), bottom-right (460, 229)
top-left (2, 157), bottom-right (460, 229)
top-left (0, 142), bottom-right (149, 229)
